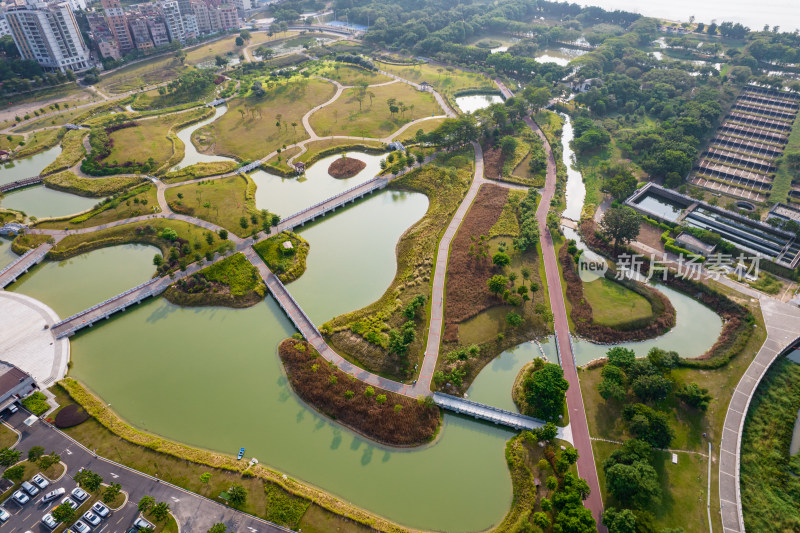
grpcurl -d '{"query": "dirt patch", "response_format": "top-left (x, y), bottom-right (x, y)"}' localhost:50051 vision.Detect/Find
top-left (164, 275), bottom-right (264, 308)
top-left (444, 184), bottom-right (509, 340)
top-left (279, 340), bottom-right (440, 446)
top-left (637, 222), bottom-right (667, 252)
top-left (328, 157), bottom-right (366, 178)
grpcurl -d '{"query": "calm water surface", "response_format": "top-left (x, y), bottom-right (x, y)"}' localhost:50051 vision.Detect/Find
top-left (0, 146), bottom-right (60, 186)
top-left (1, 185), bottom-right (99, 219)
top-left (455, 94), bottom-right (505, 114)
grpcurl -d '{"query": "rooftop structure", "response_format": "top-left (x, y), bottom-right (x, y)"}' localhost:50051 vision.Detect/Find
top-left (675, 232), bottom-right (717, 256)
top-left (0, 360), bottom-right (36, 412)
top-left (4, 0), bottom-right (93, 73)
top-left (626, 183), bottom-right (800, 270)
top-left (768, 202), bottom-right (800, 224)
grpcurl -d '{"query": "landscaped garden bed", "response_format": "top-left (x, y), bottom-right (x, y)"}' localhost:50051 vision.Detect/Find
top-left (278, 339), bottom-right (440, 447)
top-left (327, 155), bottom-right (366, 178)
top-left (164, 252), bottom-right (266, 308)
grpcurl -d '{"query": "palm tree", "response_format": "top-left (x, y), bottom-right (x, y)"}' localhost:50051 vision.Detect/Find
top-left (367, 90), bottom-right (375, 107)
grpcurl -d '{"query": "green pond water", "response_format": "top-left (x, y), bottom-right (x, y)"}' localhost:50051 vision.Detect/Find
top-left (0, 145), bottom-right (60, 186)
top-left (1, 185), bottom-right (100, 219)
top-left (0, 240), bottom-right (18, 270)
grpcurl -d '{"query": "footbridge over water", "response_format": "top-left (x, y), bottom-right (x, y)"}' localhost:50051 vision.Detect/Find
top-left (433, 392), bottom-right (572, 441)
top-left (0, 176), bottom-right (43, 193)
top-left (0, 242), bottom-right (54, 288)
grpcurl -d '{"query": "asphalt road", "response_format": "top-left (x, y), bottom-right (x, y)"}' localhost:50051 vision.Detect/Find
top-left (0, 410), bottom-right (290, 533)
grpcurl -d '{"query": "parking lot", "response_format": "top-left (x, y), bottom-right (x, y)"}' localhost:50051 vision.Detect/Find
top-left (0, 409), bottom-right (289, 533)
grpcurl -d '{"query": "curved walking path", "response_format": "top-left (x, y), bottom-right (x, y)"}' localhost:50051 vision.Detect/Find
top-left (528, 114), bottom-right (605, 527)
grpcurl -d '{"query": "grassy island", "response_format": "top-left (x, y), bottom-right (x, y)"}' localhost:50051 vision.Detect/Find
top-left (164, 252), bottom-right (266, 308)
top-left (253, 231), bottom-right (309, 283)
top-left (278, 339), bottom-right (440, 447)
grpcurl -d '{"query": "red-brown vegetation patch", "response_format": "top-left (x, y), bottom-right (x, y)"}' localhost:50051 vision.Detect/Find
top-left (560, 245), bottom-right (676, 343)
top-left (54, 404), bottom-right (90, 428)
top-left (279, 340), bottom-right (441, 446)
top-left (482, 145), bottom-right (504, 179)
top-left (328, 157), bottom-right (366, 178)
top-left (444, 184), bottom-right (509, 339)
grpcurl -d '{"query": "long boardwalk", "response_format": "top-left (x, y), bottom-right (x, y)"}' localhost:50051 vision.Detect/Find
top-left (528, 113), bottom-right (605, 527)
top-left (0, 240), bottom-right (58, 288)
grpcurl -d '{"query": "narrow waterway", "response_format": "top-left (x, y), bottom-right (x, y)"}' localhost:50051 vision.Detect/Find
top-left (173, 105), bottom-right (236, 170)
top-left (250, 152), bottom-right (384, 218)
top-left (557, 114), bottom-right (723, 365)
top-left (454, 94), bottom-right (505, 114)
top-left (0, 145), bottom-right (60, 186)
top-left (0, 241), bottom-right (17, 270)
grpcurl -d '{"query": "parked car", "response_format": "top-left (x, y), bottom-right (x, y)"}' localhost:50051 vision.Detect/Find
top-left (41, 513), bottom-right (58, 529)
top-left (71, 520), bottom-right (91, 533)
top-left (31, 473), bottom-right (49, 489)
top-left (91, 501), bottom-right (110, 518)
top-left (0, 507), bottom-right (9, 522)
top-left (20, 481), bottom-right (39, 496)
top-left (6, 403), bottom-right (18, 414)
top-left (83, 510), bottom-right (101, 527)
top-left (71, 487), bottom-right (88, 502)
top-left (12, 489), bottom-right (30, 505)
top-left (61, 496), bottom-right (78, 510)
top-left (41, 487), bottom-right (65, 504)
top-left (133, 516), bottom-right (154, 529)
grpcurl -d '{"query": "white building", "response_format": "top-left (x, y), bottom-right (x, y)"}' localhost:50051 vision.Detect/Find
top-left (158, 0), bottom-right (184, 42)
top-left (4, 0), bottom-right (93, 73)
top-left (0, 16), bottom-right (10, 36)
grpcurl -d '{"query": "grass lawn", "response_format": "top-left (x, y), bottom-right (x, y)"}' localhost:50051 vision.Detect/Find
top-left (0, 84), bottom-right (96, 113)
top-left (14, 128), bottom-right (63, 159)
top-left (296, 138), bottom-right (384, 164)
top-left (98, 55), bottom-right (186, 94)
top-left (592, 440), bottom-right (709, 531)
top-left (0, 134), bottom-right (23, 151)
top-left (50, 218), bottom-right (228, 266)
top-left (374, 60), bottom-right (495, 97)
top-left (103, 107), bottom-right (211, 168)
top-left (199, 252), bottom-right (264, 295)
top-left (394, 117), bottom-right (446, 143)
top-left (42, 172), bottom-right (146, 198)
top-left (253, 231), bottom-right (308, 283)
top-left (195, 78), bottom-right (335, 161)
top-left (36, 183), bottom-right (156, 229)
top-left (309, 82), bottom-right (441, 138)
top-left (0, 460), bottom-right (66, 502)
top-left (12, 103), bottom-right (106, 133)
top-left (165, 174), bottom-right (257, 237)
top-left (42, 129), bottom-right (88, 175)
top-left (582, 277), bottom-right (653, 327)
top-left (163, 161), bottom-right (239, 183)
top-left (0, 423), bottom-right (17, 448)
top-left (311, 63), bottom-right (392, 86)
top-left (299, 504), bottom-right (376, 533)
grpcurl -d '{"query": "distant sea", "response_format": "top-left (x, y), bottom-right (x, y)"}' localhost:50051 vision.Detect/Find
top-left (574, 0), bottom-right (799, 32)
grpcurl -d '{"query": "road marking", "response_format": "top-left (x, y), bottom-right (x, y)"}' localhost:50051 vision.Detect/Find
top-left (170, 496), bottom-right (180, 502)
top-left (64, 448), bottom-right (72, 455)
top-left (248, 528), bottom-right (258, 532)
top-left (109, 472), bottom-right (119, 478)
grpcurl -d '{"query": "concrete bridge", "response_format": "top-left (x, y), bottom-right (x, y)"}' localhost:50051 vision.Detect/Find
top-left (433, 392), bottom-right (571, 441)
top-left (0, 242), bottom-right (54, 288)
top-left (0, 176), bottom-right (43, 193)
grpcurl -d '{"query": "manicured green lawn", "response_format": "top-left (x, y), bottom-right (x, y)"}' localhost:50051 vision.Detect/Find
top-left (97, 55), bottom-right (185, 94)
top-left (582, 277), bottom-right (653, 327)
top-left (374, 61), bottom-right (495, 96)
top-left (165, 175), bottom-right (257, 237)
top-left (311, 63), bottom-right (392, 86)
top-left (199, 253), bottom-right (264, 296)
top-left (253, 231), bottom-right (308, 283)
top-left (309, 82), bottom-right (441, 138)
top-left (195, 78), bottom-right (335, 161)
top-left (35, 183), bottom-right (156, 229)
top-left (0, 134), bottom-right (23, 151)
top-left (0, 423), bottom-right (17, 448)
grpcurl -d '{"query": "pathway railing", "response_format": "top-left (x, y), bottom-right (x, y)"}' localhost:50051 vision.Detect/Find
top-left (433, 392), bottom-right (549, 431)
top-left (0, 245), bottom-right (50, 288)
top-left (0, 176), bottom-right (43, 193)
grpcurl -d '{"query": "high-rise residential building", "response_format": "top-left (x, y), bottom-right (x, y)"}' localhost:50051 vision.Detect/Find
top-left (0, 16), bottom-right (10, 37)
top-left (217, 3), bottom-right (238, 30)
top-left (63, 0), bottom-right (85, 11)
top-left (182, 12), bottom-right (197, 39)
top-left (159, 0), bottom-right (184, 42)
top-left (4, 0), bottom-right (92, 72)
top-left (127, 16), bottom-right (153, 50)
top-left (191, 0), bottom-right (213, 34)
top-left (147, 16), bottom-right (170, 46)
top-left (233, 0), bottom-right (248, 18)
top-left (100, 0), bottom-right (133, 54)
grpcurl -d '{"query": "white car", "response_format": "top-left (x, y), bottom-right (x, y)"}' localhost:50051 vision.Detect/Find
top-left (31, 473), bottom-right (49, 490)
top-left (91, 501), bottom-right (110, 518)
top-left (72, 520), bottom-right (91, 533)
top-left (134, 516), bottom-right (154, 529)
top-left (41, 487), bottom-right (65, 503)
top-left (12, 489), bottom-right (30, 505)
top-left (41, 513), bottom-right (58, 529)
top-left (83, 510), bottom-right (102, 527)
top-left (0, 507), bottom-right (9, 522)
top-left (61, 495), bottom-right (78, 510)
top-left (71, 487), bottom-right (89, 502)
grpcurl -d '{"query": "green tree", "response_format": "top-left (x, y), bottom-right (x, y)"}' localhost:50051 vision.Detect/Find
top-left (74, 469), bottom-right (103, 492)
top-left (51, 503), bottom-right (76, 523)
top-left (239, 216), bottom-right (248, 229)
top-left (599, 206), bottom-right (640, 251)
top-left (235, 36), bottom-right (244, 47)
top-left (138, 495), bottom-right (155, 513)
top-left (524, 363), bottom-right (569, 420)
top-left (2, 464), bottom-right (24, 482)
top-left (364, 386), bottom-right (375, 398)
top-left (218, 229), bottom-right (228, 240)
top-left (500, 135), bottom-right (518, 157)
top-left (200, 472), bottom-right (212, 485)
top-left (487, 274), bottom-right (508, 295)
top-left (103, 482), bottom-right (121, 504)
top-left (151, 501), bottom-right (171, 522)
top-left (606, 346), bottom-right (636, 370)
top-left (208, 524), bottom-right (229, 533)
top-left (27, 446), bottom-right (45, 462)
top-left (492, 252), bottom-right (511, 267)
top-left (38, 452), bottom-right (60, 470)
top-left (676, 383), bottom-right (712, 411)
top-left (631, 374), bottom-right (673, 402)
top-left (0, 447), bottom-right (20, 466)
top-left (376, 394), bottom-right (387, 404)
top-left (505, 312), bottom-right (523, 327)
top-left (228, 484), bottom-right (247, 507)
top-left (153, 254), bottom-right (164, 267)
top-left (602, 508), bottom-right (637, 533)
top-left (605, 460), bottom-right (661, 507)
